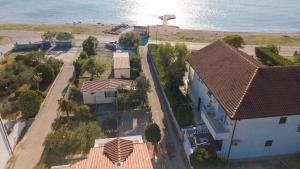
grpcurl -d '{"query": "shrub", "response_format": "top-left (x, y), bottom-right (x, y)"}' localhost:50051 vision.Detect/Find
top-left (35, 63), bottom-right (55, 84)
top-left (18, 90), bottom-right (43, 118)
top-left (255, 47), bottom-right (294, 66)
top-left (130, 56), bottom-right (142, 80)
top-left (82, 36), bottom-right (98, 56)
top-left (190, 148), bottom-right (219, 168)
top-left (47, 57), bottom-right (63, 75)
top-left (56, 32), bottom-right (73, 41)
top-left (145, 122), bottom-right (161, 144)
top-left (119, 32), bottom-right (140, 54)
top-left (222, 34), bottom-right (245, 48)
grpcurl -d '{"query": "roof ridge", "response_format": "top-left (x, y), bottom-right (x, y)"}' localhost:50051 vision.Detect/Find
top-left (220, 40), bottom-right (260, 68)
top-left (233, 67), bottom-right (259, 117)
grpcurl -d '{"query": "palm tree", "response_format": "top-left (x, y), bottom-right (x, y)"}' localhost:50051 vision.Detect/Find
top-left (57, 98), bottom-right (74, 118)
top-left (31, 73), bottom-right (43, 90)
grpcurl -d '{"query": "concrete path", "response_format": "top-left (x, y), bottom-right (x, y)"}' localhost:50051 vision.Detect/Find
top-left (6, 46), bottom-right (80, 169)
top-left (140, 45), bottom-right (189, 169)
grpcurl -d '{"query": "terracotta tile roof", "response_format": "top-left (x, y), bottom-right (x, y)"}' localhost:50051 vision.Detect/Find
top-left (189, 40), bottom-right (300, 119)
top-left (103, 138), bottom-right (133, 164)
top-left (113, 52), bottom-right (130, 69)
top-left (61, 138), bottom-right (153, 169)
top-left (81, 79), bottom-right (133, 92)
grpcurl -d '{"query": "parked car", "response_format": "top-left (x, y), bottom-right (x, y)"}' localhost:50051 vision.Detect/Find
top-left (105, 41), bottom-right (118, 51)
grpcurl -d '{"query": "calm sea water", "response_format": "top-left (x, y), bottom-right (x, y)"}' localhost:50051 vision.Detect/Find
top-left (0, 0), bottom-right (299, 32)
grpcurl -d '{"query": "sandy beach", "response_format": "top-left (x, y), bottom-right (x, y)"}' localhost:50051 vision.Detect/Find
top-left (0, 23), bottom-right (300, 46)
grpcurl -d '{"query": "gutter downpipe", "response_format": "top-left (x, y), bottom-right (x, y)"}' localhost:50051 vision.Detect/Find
top-left (227, 119), bottom-right (237, 162)
top-left (0, 117), bottom-right (13, 155)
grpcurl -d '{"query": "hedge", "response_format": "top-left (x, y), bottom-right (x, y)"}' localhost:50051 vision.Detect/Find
top-left (255, 47), bottom-right (294, 66)
top-left (148, 44), bottom-right (194, 127)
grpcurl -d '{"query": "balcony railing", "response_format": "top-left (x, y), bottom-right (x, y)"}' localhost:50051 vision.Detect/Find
top-left (202, 111), bottom-right (228, 134)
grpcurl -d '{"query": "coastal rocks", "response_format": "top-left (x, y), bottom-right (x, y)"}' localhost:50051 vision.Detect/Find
top-left (159, 14), bottom-right (176, 25)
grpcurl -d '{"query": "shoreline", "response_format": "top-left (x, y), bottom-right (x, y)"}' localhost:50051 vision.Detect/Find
top-left (0, 23), bottom-right (299, 45)
top-left (0, 22), bottom-right (299, 34)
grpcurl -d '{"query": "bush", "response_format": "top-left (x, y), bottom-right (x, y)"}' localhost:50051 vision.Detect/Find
top-left (18, 90), bottom-right (43, 118)
top-left (82, 36), bottom-right (98, 56)
top-left (119, 32), bottom-right (140, 54)
top-left (56, 32), bottom-right (73, 40)
top-left (145, 122), bottom-right (161, 144)
top-left (149, 44), bottom-right (194, 127)
top-left (190, 148), bottom-right (220, 168)
top-left (130, 56), bottom-right (142, 80)
top-left (35, 63), bottom-right (55, 84)
top-left (255, 47), bottom-right (294, 66)
top-left (222, 34), bottom-right (245, 48)
top-left (47, 57), bottom-right (63, 75)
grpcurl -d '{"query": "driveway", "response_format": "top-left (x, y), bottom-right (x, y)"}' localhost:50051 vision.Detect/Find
top-left (140, 45), bottom-right (189, 169)
top-left (5, 46), bottom-right (81, 169)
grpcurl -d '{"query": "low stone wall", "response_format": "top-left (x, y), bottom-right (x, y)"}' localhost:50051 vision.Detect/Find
top-left (55, 40), bottom-right (72, 48)
top-left (14, 41), bottom-right (51, 51)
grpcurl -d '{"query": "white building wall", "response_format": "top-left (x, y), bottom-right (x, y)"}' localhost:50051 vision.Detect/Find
top-left (0, 120), bottom-right (11, 169)
top-left (114, 68), bottom-right (130, 79)
top-left (83, 89), bottom-right (117, 104)
top-left (229, 115), bottom-right (300, 159)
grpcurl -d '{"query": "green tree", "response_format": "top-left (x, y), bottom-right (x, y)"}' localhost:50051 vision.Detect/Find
top-left (267, 44), bottom-right (280, 55)
top-left (134, 73), bottom-right (150, 107)
top-left (31, 73), bottom-right (43, 90)
top-left (47, 57), bottom-right (63, 75)
top-left (158, 43), bottom-right (174, 67)
top-left (0, 101), bottom-right (12, 117)
top-left (74, 122), bottom-right (105, 153)
top-left (145, 122), bottom-right (161, 145)
top-left (56, 32), bottom-right (73, 41)
top-left (222, 34), bottom-right (245, 48)
top-left (18, 90), bottom-right (43, 118)
top-left (57, 98), bottom-right (75, 118)
top-left (165, 43), bottom-right (189, 89)
top-left (42, 31), bottom-right (56, 41)
top-left (119, 32), bottom-right (140, 54)
top-left (190, 148), bottom-right (218, 168)
top-left (84, 58), bottom-right (105, 80)
top-left (35, 63), bottom-right (55, 84)
top-left (79, 51), bottom-right (88, 60)
top-left (73, 105), bottom-right (91, 119)
top-left (130, 56), bottom-right (141, 80)
top-left (35, 164), bottom-right (49, 169)
top-left (82, 36), bottom-right (98, 56)
top-left (44, 126), bottom-right (78, 155)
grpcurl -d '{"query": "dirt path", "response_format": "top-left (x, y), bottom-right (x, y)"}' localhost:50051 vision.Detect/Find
top-left (140, 45), bottom-right (189, 169)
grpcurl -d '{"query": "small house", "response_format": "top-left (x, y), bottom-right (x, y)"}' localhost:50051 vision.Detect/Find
top-left (81, 79), bottom-right (133, 104)
top-left (113, 52), bottom-right (130, 79)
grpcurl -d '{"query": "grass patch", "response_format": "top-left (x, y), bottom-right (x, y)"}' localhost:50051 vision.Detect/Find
top-left (152, 31), bottom-right (217, 43)
top-left (0, 24), bottom-right (99, 35)
top-left (255, 47), bottom-right (295, 66)
top-left (148, 44), bottom-right (194, 127)
top-left (245, 35), bottom-right (300, 45)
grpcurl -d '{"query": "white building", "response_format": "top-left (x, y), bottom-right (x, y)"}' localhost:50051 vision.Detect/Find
top-left (0, 118), bottom-right (12, 169)
top-left (187, 40), bottom-right (300, 160)
top-left (113, 52), bottom-right (130, 79)
top-left (81, 79), bottom-right (133, 104)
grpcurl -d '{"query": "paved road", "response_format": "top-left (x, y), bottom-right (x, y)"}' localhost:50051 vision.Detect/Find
top-left (140, 45), bottom-right (189, 169)
top-left (6, 47), bottom-right (80, 169)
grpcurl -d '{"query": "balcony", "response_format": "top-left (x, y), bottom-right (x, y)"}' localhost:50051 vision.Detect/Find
top-left (201, 111), bottom-right (229, 139)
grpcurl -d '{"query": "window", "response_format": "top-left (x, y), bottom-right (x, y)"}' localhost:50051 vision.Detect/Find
top-left (279, 117), bottom-right (287, 124)
top-left (297, 124), bottom-right (300, 132)
top-left (105, 91), bottom-right (117, 97)
top-left (265, 140), bottom-right (273, 147)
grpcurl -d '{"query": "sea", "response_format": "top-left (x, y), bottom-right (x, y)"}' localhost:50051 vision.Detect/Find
top-left (0, 0), bottom-right (299, 32)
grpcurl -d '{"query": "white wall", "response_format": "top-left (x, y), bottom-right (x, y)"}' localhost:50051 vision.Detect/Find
top-left (83, 89), bottom-right (117, 104)
top-left (0, 121), bottom-right (11, 169)
top-left (114, 68), bottom-right (130, 79)
top-left (229, 115), bottom-right (300, 159)
top-left (189, 66), bottom-right (227, 120)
